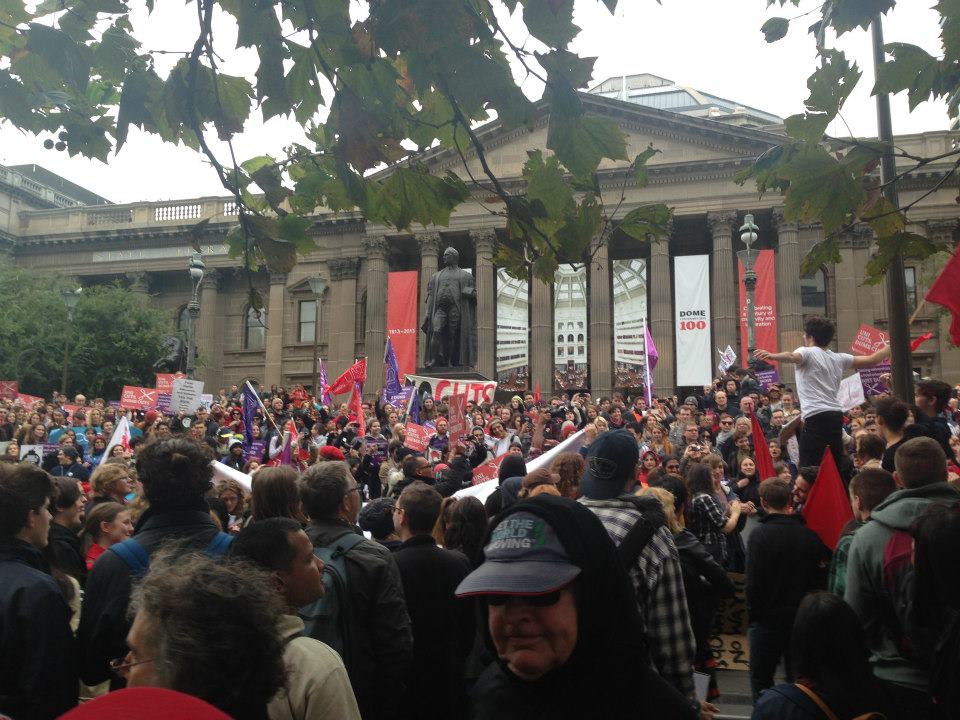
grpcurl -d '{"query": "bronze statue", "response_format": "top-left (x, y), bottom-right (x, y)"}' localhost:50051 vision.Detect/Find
top-left (421, 247), bottom-right (476, 368)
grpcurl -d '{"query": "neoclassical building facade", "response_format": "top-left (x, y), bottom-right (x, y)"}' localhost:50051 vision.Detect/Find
top-left (2, 89), bottom-right (959, 397)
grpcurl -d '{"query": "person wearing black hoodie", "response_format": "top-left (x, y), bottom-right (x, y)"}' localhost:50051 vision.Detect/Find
top-left (457, 495), bottom-right (695, 720)
top-left (482, 454), bottom-right (527, 516)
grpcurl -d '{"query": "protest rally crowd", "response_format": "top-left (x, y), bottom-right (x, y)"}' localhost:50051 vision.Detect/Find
top-left (3, 316), bottom-right (960, 719)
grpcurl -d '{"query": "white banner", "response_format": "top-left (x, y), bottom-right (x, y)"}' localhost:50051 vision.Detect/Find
top-left (405, 374), bottom-right (497, 405)
top-left (837, 372), bottom-right (866, 412)
top-left (171, 378), bottom-right (205, 415)
top-left (674, 255), bottom-right (713, 386)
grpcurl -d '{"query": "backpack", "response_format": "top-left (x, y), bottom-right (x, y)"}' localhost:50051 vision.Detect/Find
top-left (108, 532), bottom-right (234, 577)
top-left (297, 531), bottom-right (366, 672)
top-left (881, 528), bottom-right (936, 667)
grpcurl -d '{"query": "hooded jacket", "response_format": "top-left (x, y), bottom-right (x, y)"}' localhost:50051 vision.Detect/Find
top-left (844, 481), bottom-right (960, 691)
top-left (468, 496), bottom-right (696, 720)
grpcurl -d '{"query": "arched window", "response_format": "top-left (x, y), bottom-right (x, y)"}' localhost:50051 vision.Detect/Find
top-left (577, 333), bottom-right (584, 342)
top-left (557, 334), bottom-right (564, 343)
top-left (244, 306), bottom-right (266, 350)
top-left (175, 306), bottom-right (189, 333)
top-left (800, 268), bottom-right (827, 319)
top-left (567, 334), bottom-right (574, 343)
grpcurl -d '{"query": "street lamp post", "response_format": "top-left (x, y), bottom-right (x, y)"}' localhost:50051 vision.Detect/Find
top-left (307, 276), bottom-right (329, 396)
top-left (59, 287), bottom-right (81, 397)
top-left (185, 252), bottom-right (205, 379)
top-left (738, 214), bottom-right (759, 367)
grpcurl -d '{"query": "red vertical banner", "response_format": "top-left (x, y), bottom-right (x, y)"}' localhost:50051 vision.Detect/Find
top-left (387, 271), bottom-right (419, 381)
top-left (738, 249), bottom-right (778, 361)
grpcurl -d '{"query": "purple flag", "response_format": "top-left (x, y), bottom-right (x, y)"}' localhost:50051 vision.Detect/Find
top-left (644, 321), bottom-right (658, 406)
top-left (319, 359), bottom-right (331, 406)
top-left (279, 419), bottom-right (294, 466)
top-left (408, 389), bottom-right (421, 425)
top-left (242, 381), bottom-right (259, 448)
top-left (383, 338), bottom-right (402, 398)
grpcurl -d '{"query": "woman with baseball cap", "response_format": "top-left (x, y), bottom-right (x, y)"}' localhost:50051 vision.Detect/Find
top-left (455, 495), bottom-right (696, 719)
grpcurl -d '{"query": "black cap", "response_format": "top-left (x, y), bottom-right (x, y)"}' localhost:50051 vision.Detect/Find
top-left (580, 429), bottom-right (639, 500)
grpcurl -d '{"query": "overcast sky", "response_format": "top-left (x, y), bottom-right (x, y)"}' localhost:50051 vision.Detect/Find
top-left (0, 0), bottom-right (949, 203)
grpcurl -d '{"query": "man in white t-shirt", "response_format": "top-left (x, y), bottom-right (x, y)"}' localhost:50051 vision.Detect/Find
top-left (755, 316), bottom-right (890, 469)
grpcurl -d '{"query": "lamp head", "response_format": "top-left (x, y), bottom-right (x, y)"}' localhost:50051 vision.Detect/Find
top-left (739, 213), bottom-right (758, 248)
top-left (60, 287), bottom-right (81, 311)
top-left (189, 252), bottom-right (205, 283)
top-left (307, 276), bottom-right (328, 297)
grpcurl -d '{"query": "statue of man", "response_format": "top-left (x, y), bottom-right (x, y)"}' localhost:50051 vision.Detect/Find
top-left (421, 247), bottom-right (476, 368)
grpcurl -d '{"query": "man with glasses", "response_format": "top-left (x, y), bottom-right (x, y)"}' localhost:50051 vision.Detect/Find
top-left (299, 461), bottom-right (412, 720)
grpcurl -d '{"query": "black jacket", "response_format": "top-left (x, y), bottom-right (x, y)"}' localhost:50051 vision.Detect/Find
top-left (674, 529), bottom-right (735, 660)
top-left (393, 535), bottom-right (473, 720)
top-left (305, 518), bottom-right (412, 720)
top-left (745, 513), bottom-right (830, 622)
top-left (77, 505), bottom-right (223, 686)
top-left (48, 520), bottom-right (86, 586)
top-left (0, 540), bottom-right (77, 719)
top-left (468, 496), bottom-right (696, 720)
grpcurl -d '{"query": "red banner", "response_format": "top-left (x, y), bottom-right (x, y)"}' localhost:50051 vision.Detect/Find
top-left (155, 372), bottom-right (187, 394)
top-left (15, 393), bottom-right (43, 407)
top-left (850, 323), bottom-right (890, 356)
top-left (403, 421), bottom-right (434, 452)
top-left (0, 381), bottom-right (18, 399)
top-left (387, 271), bottom-right (419, 381)
top-left (472, 453), bottom-right (509, 485)
top-left (120, 386), bottom-right (158, 410)
top-left (738, 249), bottom-right (778, 360)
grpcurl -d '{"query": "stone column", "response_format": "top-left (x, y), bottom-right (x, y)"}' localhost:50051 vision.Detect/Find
top-left (650, 227), bottom-right (674, 396)
top-left (530, 275), bottom-right (553, 394)
top-left (708, 211), bottom-right (739, 353)
top-left (328, 258), bottom-right (360, 381)
top-left (364, 237), bottom-right (388, 397)
top-left (263, 272), bottom-right (287, 388)
top-left (589, 235), bottom-right (613, 397)
top-left (126, 272), bottom-right (150, 296)
top-left (774, 209), bottom-right (802, 385)
top-left (196, 269), bottom-right (222, 391)
top-left (417, 232), bottom-right (440, 367)
top-left (473, 229), bottom-right (496, 378)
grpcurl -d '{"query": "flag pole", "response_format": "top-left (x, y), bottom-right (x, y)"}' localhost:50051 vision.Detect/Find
top-left (643, 318), bottom-right (653, 407)
top-left (244, 380), bottom-right (282, 436)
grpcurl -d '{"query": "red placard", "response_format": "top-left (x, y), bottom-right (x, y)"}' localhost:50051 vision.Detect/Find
top-left (120, 386), bottom-right (158, 410)
top-left (850, 323), bottom-right (890, 356)
top-left (15, 393), bottom-right (44, 407)
top-left (738, 249), bottom-right (778, 360)
top-left (0, 381), bottom-right (18, 399)
top-left (446, 393), bottom-right (469, 440)
top-left (472, 453), bottom-right (509, 485)
top-left (387, 271), bottom-right (419, 381)
top-left (155, 372), bottom-right (187, 394)
top-left (403, 421), bottom-right (434, 452)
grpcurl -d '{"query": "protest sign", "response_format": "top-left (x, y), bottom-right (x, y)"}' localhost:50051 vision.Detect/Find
top-left (406, 374), bottom-right (498, 404)
top-left (155, 373), bottom-right (187, 394)
top-left (155, 393), bottom-right (172, 414)
top-left (447, 393), bottom-right (469, 439)
top-left (755, 368), bottom-right (780, 390)
top-left (709, 573), bottom-right (750, 670)
top-left (837, 373), bottom-right (866, 411)
top-left (471, 454), bottom-right (507, 485)
top-left (850, 324), bottom-right (889, 356)
top-left (403, 422), bottom-right (433, 452)
top-left (860, 364), bottom-right (891, 396)
top-left (19, 445), bottom-right (44, 465)
top-left (0, 381), bottom-right (18, 399)
top-left (170, 378), bottom-right (204, 414)
top-left (199, 393), bottom-right (214, 410)
top-left (15, 393), bottom-right (44, 407)
top-left (120, 386), bottom-right (158, 411)
top-left (244, 439), bottom-right (266, 463)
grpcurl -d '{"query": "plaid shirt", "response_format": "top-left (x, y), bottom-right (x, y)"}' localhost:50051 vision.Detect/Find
top-left (580, 498), bottom-right (696, 700)
top-left (688, 492), bottom-right (729, 563)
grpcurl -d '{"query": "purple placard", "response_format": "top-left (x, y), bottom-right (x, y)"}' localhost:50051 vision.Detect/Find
top-left (756, 368), bottom-right (780, 390)
top-left (244, 439), bottom-right (266, 463)
top-left (860, 362), bottom-right (891, 397)
top-left (382, 386), bottom-right (414, 410)
top-left (42, 443), bottom-right (59, 456)
top-left (156, 392), bottom-right (172, 414)
top-left (108, 400), bottom-right (121, 409)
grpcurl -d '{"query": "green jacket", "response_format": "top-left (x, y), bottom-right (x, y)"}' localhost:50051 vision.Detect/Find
top-left (844, 482), bottom-right (960, 691)
top-left (827, 521), bottom-right (862, 597)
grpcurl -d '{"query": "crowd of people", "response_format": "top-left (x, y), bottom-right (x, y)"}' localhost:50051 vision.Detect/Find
top-left (2, 316), bottom-right (960, 719)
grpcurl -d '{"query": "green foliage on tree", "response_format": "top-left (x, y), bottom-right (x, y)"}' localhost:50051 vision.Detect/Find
top-left (742, 0), bottom-right (960, 283)
top-left (0, 0), bottom-right (672, 288)
top-left (0, 266), bottom-right (169, 397)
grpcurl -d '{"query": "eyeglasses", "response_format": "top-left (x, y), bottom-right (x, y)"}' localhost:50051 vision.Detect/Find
top-left (487, 589), bottom-right (562, 607)
top-left (109, 655), bottom-right (154, 678)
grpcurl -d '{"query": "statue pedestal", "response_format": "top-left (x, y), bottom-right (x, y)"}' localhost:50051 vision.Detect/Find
top-left (415, 367), bottom-right (490, 382)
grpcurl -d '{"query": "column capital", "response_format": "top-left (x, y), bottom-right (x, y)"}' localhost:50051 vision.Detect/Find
top-left (471, 228), bottom-right (497, 254)
top-left (363, 235), bottom-right (388, 257)
top-left (417, 232), bottom-right (441, 254)
top-left (772, 207), bottom-right (798, 233)
top-left (329, 258), bottom-right (360, 280)
top-left (126, 271), bottom-right (151, 293)
top-left (200, 268), bottom-right (220, 291)
top-left (707, 210), bottom-right (738, 236)
top-left (269, 271), bottom-right (288, 286)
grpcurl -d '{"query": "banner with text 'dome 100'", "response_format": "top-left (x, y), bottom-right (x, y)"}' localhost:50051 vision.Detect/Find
top-left (674, 255), bottom-right (713, 387)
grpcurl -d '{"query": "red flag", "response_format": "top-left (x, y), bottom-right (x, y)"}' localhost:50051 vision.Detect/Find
top-left (926, 250), bottom-right (960, 345)
top-left (349, 382), bottom-right (365, 437)
top-left (750, 413), bottom-right (776, 481)
top-left (534, 382), bottom-right (540, 403)
top-left (910, 331), bottom-right (934, 351)
top-left (802, 447), bottom-right (854, 551)
top-left (328, 359), bottom-right (367, 396)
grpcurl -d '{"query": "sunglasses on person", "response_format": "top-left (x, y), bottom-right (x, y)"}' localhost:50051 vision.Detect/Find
top-left (486, 589), bottom-right (562, 607)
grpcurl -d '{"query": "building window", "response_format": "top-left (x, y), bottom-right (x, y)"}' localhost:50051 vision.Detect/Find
top-left (175, 306), bottom-right (189, 333)
top-left (905, 267), bottom-right (917, 316)
top-left (244, 306), bottom-right (266, 350)
top-left (557, 334), bottom-right (564, 343)
top-left (800, 268), bottom-right (827, 318)
top-left (299, 300), bottom-right (317, 343)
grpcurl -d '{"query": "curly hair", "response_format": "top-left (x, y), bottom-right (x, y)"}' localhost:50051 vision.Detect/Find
top-left (135, 439), bottom-right (213, 507)
top-left (128, 552), bottom-right (286, 720)
top-left (550, 452), bottom-right (586, 499)
top-left (90, 463), bottom-right (130, 499)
